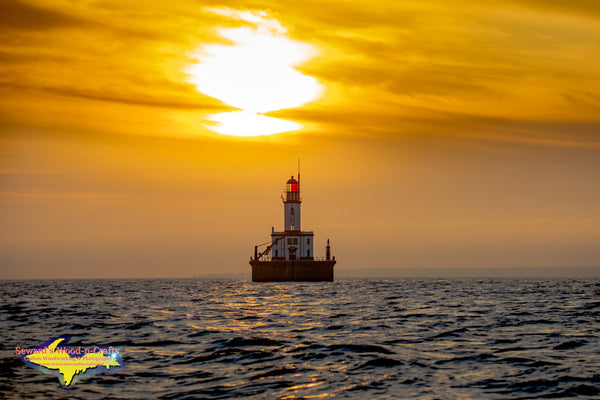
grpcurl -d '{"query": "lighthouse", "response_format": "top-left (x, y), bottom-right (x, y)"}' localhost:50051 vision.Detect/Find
top-left (250, 170), bottom-right (336, 282)
top-left (270, 175), bottom-right (314, 261)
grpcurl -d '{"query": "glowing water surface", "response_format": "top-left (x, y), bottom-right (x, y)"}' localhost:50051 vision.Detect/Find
top-left (2, 278), bottom-right (599, 399)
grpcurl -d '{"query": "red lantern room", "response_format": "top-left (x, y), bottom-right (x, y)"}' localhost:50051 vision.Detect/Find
top-left (285, 176), bottom-right (300, 203)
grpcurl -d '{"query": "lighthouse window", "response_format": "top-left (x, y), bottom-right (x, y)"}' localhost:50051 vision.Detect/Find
top-left (291, 208), bottom-right (294, 215)
top-left (287, 238), bottom-right (298, 245)
top-left (307, 238), bottom-right (310, 244)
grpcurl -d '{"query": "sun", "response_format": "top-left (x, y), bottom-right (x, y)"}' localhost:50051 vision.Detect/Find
top-left (186, 9), bottom-right (323, 137)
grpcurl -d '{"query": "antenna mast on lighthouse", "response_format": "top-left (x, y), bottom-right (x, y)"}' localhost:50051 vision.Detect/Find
top-left (297, 158), bottom-right (300, 189)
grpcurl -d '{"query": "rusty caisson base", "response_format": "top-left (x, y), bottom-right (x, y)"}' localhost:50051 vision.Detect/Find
top-left (250, 260), bottom-right (336, 282)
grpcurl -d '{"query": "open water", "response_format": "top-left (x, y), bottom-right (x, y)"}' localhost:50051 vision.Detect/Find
top-left (1, 278), bottom-right (599, 399)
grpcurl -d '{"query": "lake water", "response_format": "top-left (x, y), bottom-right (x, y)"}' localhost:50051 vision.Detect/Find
top-left (1, 278), bottom-right (599, 399)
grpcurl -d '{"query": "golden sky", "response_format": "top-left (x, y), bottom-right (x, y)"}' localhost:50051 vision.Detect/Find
top-left (1, 0), bottom-right (599, 278)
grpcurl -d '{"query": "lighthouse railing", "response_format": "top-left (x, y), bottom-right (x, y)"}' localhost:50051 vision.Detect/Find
top-left (256, 253), bottom-right (272, 262)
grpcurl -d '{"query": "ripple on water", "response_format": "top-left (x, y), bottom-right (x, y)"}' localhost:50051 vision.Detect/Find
top-left (1, 278), bottom-right (599, 399)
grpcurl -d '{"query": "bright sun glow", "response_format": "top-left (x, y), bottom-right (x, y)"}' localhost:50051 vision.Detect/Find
top-left (207, 111), bottom-right (302, 137)
top-left (186, 9), bottom-right (322, 137)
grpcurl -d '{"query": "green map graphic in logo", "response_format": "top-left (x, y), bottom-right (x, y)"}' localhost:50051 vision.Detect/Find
top-left (19, 336), bottom-right (124, 387)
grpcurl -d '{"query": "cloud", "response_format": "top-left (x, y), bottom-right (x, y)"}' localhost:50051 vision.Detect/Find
top-left (506, 0), bottom-right (600, 17)
top-left (0, 2), bottom-right (242, 135)
top-left (1, 0), bottom-right (599, 143)
top-left (0, 190), bottom-right (122, 201)
top-left (0, 0), bottom-right (87, 30)
top-left (0, 81), bottom-right (229, 111)
top-left (1, 0), bottom-right (599, 279)
top-left (563, 91), bottom-right (600, 111)
top-left (275, 103), bottom-right (600, 149)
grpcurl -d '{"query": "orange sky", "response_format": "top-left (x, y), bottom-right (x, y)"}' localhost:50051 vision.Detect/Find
top-left (1, 0), bottom-right (599, 278)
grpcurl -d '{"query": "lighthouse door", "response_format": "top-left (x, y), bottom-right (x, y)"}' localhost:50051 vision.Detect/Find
top-left (288, 247), bottom-right (297, 260)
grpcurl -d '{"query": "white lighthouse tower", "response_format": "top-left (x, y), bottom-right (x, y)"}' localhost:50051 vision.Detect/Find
top-left (271, 174), bottom-right (314, 261)
top-left (283, 176), bottom-right (301, 232)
